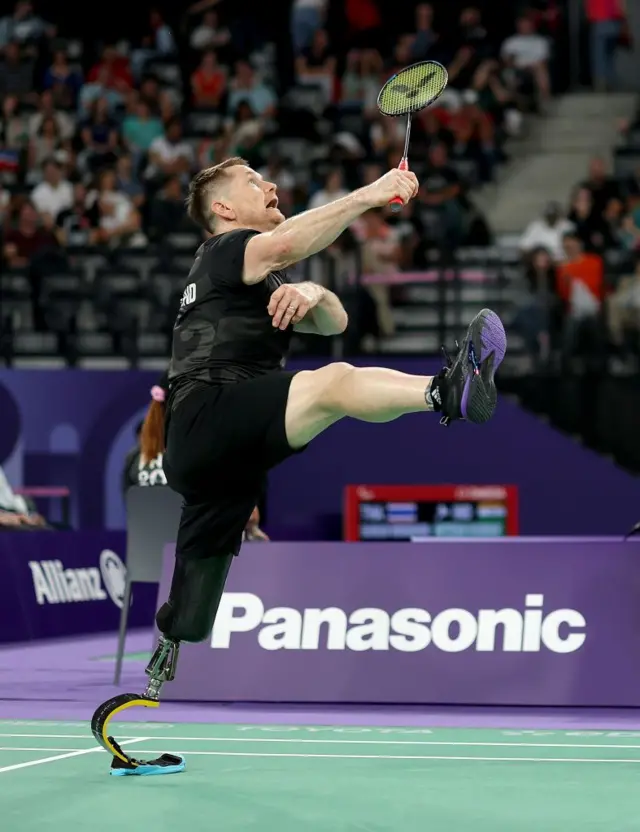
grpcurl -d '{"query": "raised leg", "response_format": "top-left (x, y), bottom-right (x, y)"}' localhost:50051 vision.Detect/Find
top-left (285, 308), bottom-right (507, 447)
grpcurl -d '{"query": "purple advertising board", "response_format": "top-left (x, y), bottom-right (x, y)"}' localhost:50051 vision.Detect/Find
top-left (0, 368), bottom-right (638, 538)
top-left (0, 531), bottom-right (157, 643)
top-left (159, 539), bottom-right (640, 707)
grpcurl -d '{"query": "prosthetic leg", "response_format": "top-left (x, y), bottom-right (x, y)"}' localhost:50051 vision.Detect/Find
top-left (91, 553), bottom-right (233, 776)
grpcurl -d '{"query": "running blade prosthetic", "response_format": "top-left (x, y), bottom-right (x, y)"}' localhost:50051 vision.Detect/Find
top-left (436, 308), bottom-right (507, 426)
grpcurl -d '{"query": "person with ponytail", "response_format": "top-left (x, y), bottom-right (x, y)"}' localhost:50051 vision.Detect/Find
top-left (123, 374), bottom-right (170, 491)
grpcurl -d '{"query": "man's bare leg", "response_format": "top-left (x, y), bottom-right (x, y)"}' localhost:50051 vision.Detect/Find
top-left (285, 308), bottom-right (507, 447)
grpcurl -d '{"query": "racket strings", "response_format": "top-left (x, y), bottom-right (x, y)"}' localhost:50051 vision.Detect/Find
top-left (377, 62), bottom-right (448, 117)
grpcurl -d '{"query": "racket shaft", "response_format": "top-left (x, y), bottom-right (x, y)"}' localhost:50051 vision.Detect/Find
top-left (390, 157), bottom-right (408, 212)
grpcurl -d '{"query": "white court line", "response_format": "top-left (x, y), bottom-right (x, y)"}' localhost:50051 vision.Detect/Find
top-left (0, 747), bottom-right (639, 764)
top-left (19, 748), bottom-right (640, 764)
top-left (0, 737), bottom-right (149, 774)
top-left (2, 734), bottom-right (640, 751)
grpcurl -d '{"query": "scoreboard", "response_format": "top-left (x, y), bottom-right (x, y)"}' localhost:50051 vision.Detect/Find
top-left (344, 485), bottom-right (518, 541)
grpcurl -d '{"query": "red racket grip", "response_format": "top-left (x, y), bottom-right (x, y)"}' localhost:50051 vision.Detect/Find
top-left (389, 158), bottom-right (409, 213)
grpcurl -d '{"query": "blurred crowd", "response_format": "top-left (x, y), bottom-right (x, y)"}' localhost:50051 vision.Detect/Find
top-left (0, 0), bottom-right (569, 360)
top-left (517, 136), bottom-right (640, 371)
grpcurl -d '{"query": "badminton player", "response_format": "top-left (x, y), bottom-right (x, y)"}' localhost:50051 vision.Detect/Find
top-left (155, 157), bottom-right (506, 648)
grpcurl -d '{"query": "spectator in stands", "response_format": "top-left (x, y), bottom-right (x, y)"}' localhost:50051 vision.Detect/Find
top-left (78, 64), bottom-right (123, 116)
top-left (295, 28), bottom-right (336, 104)
top-left (556, 230), bottom-right (605, 361)
top-left (190, 9), bottom-right (231, 53)
top-left (190, 49), bottom-right (227, 109)
top-left (421, 142), bottom-right (466, 248)
top-left (339, 48), bottom-right (382, 113)
top-left (500, 15), bottom-right (551, 109)
top-left (353, 207), bottom-right (400, 338)
top-left (448, 89), bottom-right (498, 182)
top-left (43, 46), bottom-right (83, 109)
top-left (600, 196), bottom-right (626, 249)
top-left (130, 8), bottom-right (176, 81)
top-left (607, 254), bottom-right (640, 353)
top-left (0, 465), bottom-right (48, 528)
top-left (1, 94), bottom-right (30, 150)
top-left (29, 89), bottom-right (74, 143)
top-left (145, 117), bottom-right (194, 185)
top-left (411, 3), bottom-right (438, 61)
top-left (3, 201), bottom-right (59, 268)
top-left (520, 201), bottom-right (574, 262)
top-left (369, 110), bottom-right (406, 162)
top-left (291, 0), bottom-right (327, 54)
top-left (585, 0), bottom-right (627, 91)
top-left (568, 186), bottom-right (607, 252)
top-left (28, 117), bottom-right (70, 172)
top-left (148, 174), bottom-right (188, 240)
top-left (514, 246), bottom-right (560, 362)
top-left (88, 168), bottom-right (145, 249)
top-left (30, 158), bottom-right (73, 224)
top-left (86, 44), bottom-right (133, 96)
top-left (581, 155), bottom-right (621, 217)
top-left (227, 60), bottom-right (276, 119)
top-left (138, 75), bottom-right (175, 120)
top-left (308, 168), bottom-right (348, 209)
top-left (226, 101), bottom-right (266, 168)
top-left (0, 40), bottom-right (37, 104)
top-left (122, 98), bottom-right (165, 162)
top-left (471, 58), bottom-right (522, 138)
top-left (78, 96), bottom-right (119, 174)
top-left (115, 153), bottom-right (145, 210)
top-left (0, 1), bottom-right (54, 50)
top-left (55, 181), bottom-right (98, 248)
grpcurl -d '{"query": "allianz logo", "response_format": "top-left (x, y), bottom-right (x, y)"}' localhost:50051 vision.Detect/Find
top-left (211, 593), bottom-right (587, 654)
top-left (28, 550), bottom-right (127, 609)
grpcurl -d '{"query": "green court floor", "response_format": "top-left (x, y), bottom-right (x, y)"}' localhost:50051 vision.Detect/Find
top-left (0, 720), bottom-right (639, 831)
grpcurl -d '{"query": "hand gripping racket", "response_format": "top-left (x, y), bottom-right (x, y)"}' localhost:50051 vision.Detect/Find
top-left (377, 60), bottom-right (449, 212)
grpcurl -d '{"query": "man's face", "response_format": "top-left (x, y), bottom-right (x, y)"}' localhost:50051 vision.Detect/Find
top-left (517, 17), bottom-right (534, 35)
top-left (563, 236), bottom-right (581, 260)
top-left (430, 144), bottom-right (447, 167)
top-left (20, 204), bottom-right (38, 226)
top-left (236, 62), bottom-right (253, 86)
top-left (167, 122), bottom-right (181, 142)
top-left (214, 165), bottom-right (284, 232)
top-left (15, 1), bottom-right (32, 19)
top-left (44, 163), bottom-right (60, 184)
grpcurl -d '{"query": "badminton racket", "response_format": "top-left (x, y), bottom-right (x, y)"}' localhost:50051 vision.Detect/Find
top-left (377, 61), bottom-right (449, 213)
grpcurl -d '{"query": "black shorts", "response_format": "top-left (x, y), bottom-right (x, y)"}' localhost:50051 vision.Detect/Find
top-left (163, 371), bottom-right (302, 560)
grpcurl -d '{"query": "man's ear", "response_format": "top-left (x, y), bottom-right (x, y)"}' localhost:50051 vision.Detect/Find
top-left (211, 199), bottom-right (236, 222)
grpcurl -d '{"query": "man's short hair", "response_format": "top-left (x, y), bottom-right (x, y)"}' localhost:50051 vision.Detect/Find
top-left (186, 157), bottom-right (248, 233)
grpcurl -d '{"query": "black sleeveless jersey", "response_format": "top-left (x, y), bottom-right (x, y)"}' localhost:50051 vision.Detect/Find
top-left (167, 229), bottom-right (293, 408)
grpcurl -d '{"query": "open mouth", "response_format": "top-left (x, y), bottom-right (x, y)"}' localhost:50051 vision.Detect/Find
top-left (266, 197), bottom-right (279, 209)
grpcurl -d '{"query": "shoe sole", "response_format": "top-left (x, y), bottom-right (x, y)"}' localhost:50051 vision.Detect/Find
top-left (110, 759), bottom-right (186, 776)
top-left (460, 309), bottom-right (507, 424)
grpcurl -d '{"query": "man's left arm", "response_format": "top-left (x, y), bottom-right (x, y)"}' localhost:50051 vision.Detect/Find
top-left (268, 281), bottom-right (348, 335)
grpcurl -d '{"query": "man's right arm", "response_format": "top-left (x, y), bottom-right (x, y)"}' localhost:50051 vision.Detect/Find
top-left (243, 168), bottom-right (418, 284)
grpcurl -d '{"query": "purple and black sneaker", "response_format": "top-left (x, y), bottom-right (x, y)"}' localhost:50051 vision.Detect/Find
top-left (432, 309), bottom-right (507, 426)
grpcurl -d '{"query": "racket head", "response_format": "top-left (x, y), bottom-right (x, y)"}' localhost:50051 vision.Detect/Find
top-left (377, 60), bottom-right (449, 117)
